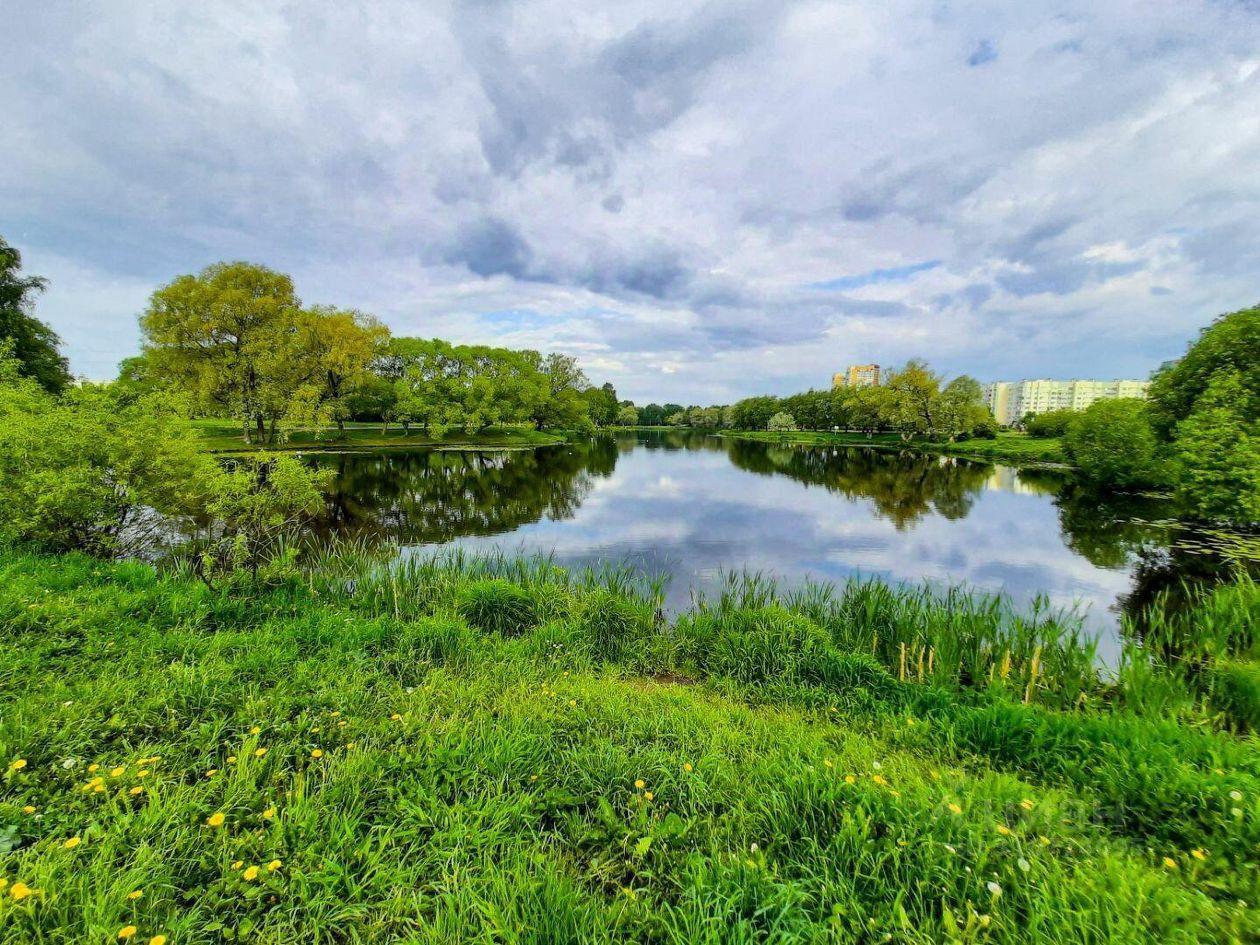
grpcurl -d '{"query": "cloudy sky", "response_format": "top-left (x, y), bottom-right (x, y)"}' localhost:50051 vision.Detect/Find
top-left (3, 2), bottom-right (1259, 401)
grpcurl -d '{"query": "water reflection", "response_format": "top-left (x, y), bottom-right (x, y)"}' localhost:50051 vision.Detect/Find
top-left (311, 431), bottom-right (1236, 638)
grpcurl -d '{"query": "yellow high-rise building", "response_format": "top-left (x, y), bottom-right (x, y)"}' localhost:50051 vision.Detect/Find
top-left (833, 364), bottom-right (881, 389)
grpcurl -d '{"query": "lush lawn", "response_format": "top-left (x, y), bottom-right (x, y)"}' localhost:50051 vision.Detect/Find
top-left (192, 420), bottom-right (568, 453)
top-left (723, 430), bottom-right (1068, 466)
top-left (0, 548), bottom-right (1255, 942)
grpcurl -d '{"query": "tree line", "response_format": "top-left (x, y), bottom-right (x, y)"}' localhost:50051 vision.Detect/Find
top-left (618, 360), bottom-right (996, 442)
top-left (121, 261), bottom-right (622, 444)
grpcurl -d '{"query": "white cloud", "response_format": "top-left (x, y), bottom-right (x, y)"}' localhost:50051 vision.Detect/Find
top-left (3, 1), bottom-right (1259, 393)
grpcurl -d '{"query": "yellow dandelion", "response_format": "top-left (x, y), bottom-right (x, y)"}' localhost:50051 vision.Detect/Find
top-left (1191, 848), bottom-right (1207, 861)
top-left (110, 767), bottom-right (125, 778)
top-left (310, 749), bottom-right (323, 759)
top-left (996, 824), bottom-right (1013, 836)
top-left (1163, 856), bottom-right (1178, 870)
top-left (345, 741), bottom-right (356, 750)
top-left (129, 786), bottom-right (144, 797)
top-left (226, 756), bottom-right (237, 765)
top-left (137, 769), bottom-right (150, 778)
top-left (206, 811), bottom-right (225, 828)
top-left (1020, 798), bottom-right (1035, 810)
top-left (231, 860), bottom-right (243, 869)
top-left (262, 807), bottom-right (276, 820)
top-left (683, 763), bottom-right (693, 772)
top-left (118, 926), bottom-right (137, 939)
top-left (63, 836), bottom-right (82, 849)
top-left (22, 805), bottom-right (35, 814)
top-left (93, 783), bottom-right (105, 793)
top-left (267, 859), bottom-right (282, 872)
top-left (88, 763), bottom-right (100, 773)
top-left (151, 936), bottom-right (167, 945)
top-left (330, 711), bottom-right (340, 718)
top-left (250, 726), bottom-right (261, 735)
top-left (844, 775), bottom-right (856, 785)
top-left (243, 865), bottom-right (259, 881)
top-left (872, 774), bottom-right (888, 786)
top-left (644, 791), bottom-right (655, 801)
top-left (205, 769), bottom-right (217, 778)
top-left (10, 881), bottom-right (32, 901)
top-left (824, 759), bottom-right (833, 768)
top-left (948, 802), bottom-right (962, 815)
top-left (8, 759), bottom-right (26, 771)
top-left (634, 779), bottom-right (645, 790)
top-left (127, 889), bottom-right (143, 900)
top-left (390, 713), bottom-right (402, 722)
top-left (253, 748), bottom-right (267, 758)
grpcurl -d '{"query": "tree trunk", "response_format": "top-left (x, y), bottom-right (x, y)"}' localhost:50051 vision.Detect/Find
top-left (255, 414), bottom-right (266, 444)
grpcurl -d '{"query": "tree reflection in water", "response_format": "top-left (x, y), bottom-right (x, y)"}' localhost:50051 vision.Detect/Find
top-left (310, 431), bottom-right (1248, 632)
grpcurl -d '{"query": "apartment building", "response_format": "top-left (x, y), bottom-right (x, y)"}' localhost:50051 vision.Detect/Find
top-left (982, 379), bottom-right (1151, 425)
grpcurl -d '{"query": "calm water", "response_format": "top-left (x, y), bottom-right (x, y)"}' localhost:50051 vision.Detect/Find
top-left (313, 431), bottom-right (1230, 648)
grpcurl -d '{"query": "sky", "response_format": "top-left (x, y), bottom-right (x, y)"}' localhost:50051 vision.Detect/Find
top-left (3, 1), bottom-right (1259, 403)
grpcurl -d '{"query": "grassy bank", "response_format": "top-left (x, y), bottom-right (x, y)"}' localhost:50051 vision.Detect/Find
top-left (193, 420), bottom-right (568, 454)
top-left (722, 430), bottom-right (1068, 466)
top-left (0, 548), bottom-right (1256, 942)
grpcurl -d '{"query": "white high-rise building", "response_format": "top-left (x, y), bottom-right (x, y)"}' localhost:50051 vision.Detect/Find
top-left (982, 379), bottom-right (1151, 426)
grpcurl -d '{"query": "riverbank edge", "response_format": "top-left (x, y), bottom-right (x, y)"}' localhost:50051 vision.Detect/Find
top-left (718, 429), bottom-right (1071, 468)
top-left (198, 425), bottom-right (570, 454)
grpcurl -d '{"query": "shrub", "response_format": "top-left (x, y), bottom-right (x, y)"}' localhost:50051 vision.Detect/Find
top-left (969, 415), bottom-right (998, 439)
top-left (455, 579), bottom-right (539, 635)
top-left (1025, 409), bottom-right (1075, 438)
top-left (0, 357), bottom-right (215, 554)
top-left (1064, 399), bottom-right (1167, 488)
top-left (1169, 371), bottom-right (1260, 524)
top-left (767, 412), bottom-right (797, 432)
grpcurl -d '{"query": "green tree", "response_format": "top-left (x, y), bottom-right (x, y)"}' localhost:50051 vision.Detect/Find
top-left (616, 404), bottom-right (639, 426)
top-left (880, 359), bottom-right (942, 440)
top-left (935, 376), bottom-right (986, 440)
top-left (0, 346), bottom-right (214, 554)
top-left (1064, 399), bottom-right (1166, 489)
top-left (1170, 372), bottom-right (1260, 523)
top-left (0, 235), bottom-right (70, 393)
top-left (533, 352), bottom-right (593, 430)
top-left (767, 411), bottom-right (797, 432)
top-left (1148, 304), bottom-right (1259, 436)
top-left (298, 306), bottom-right (390, 434)
top-left (582, 382), bottom-right (619, 426)
top-left (140, 261), bottom-right (305, 444)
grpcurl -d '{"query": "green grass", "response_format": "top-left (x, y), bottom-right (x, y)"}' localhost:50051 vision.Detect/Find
top-left (722, 431), bottom-right (1068, 466)
top-left (192, 420), bottom-right (568, 453)
top-left (0, 547), bottom-right (1256, 942)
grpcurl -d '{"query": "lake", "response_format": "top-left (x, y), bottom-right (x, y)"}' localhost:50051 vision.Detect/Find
top-left (313, 430), bottom-right (1231, 651)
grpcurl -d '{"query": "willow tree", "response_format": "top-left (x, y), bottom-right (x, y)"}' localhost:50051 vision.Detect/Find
top-left (140, 262), bottom-right (388, 443)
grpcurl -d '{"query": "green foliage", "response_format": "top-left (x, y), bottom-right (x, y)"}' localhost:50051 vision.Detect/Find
top-left (1025, 408), bottom-right (1076, 438)
top-left (0, 548), bottom-right (1257, 942)
top-left (1148, 303), bottom-right (1260, 436)
top-left (194, 455), bottom-right (333, 586)
top-left (1170, 371), bottom-right (1260, 523)
top-left (0, 350), bottom-right (214, 553)
top-left (766, 411), bottom-right (797, 432)
top-left (1064, 399), bottom-right (1167, 488)
top-left (455, 578), bottom-right (540, 635)
top-left (615, 404), bottom-right (639, 426)
top-left (0, 235), bottom-right (70, 393)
